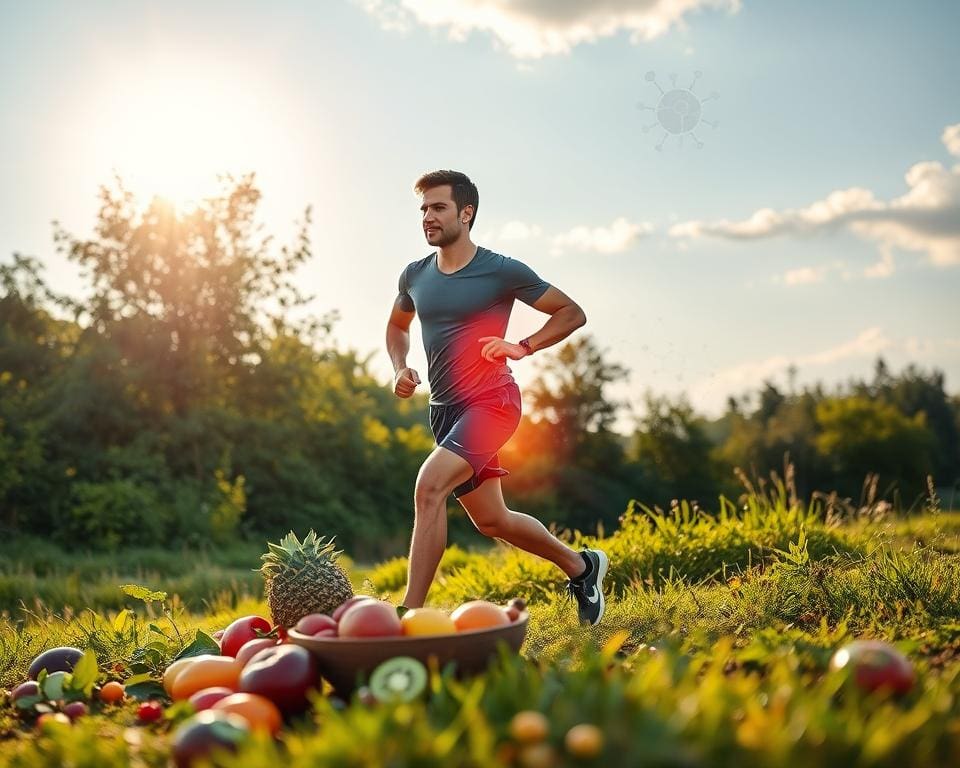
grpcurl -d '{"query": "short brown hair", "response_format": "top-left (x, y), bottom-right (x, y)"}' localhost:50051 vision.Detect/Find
top-left (413, 170), bottom-right (479, 230)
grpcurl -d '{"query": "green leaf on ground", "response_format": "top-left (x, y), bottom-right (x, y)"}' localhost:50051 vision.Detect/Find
top-left (174, 629), bottom-right (220, 660)
top-left (121, 584), bottom-right (168, 602)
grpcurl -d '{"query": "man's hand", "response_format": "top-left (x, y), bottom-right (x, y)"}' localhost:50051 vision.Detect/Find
top-left (393, 367), bottom-right (421, 398)
top-left (478, 336), bottom-right (528, 362)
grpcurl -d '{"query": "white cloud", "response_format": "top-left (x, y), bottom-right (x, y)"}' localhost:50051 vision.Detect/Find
top-left (864, 246), bottom-right (895, 279)
top-left (943, 123), bottom-right (960, 158)
top-left (782, 265), bottom-right (828, 285)
top-left (670, 123), bottom-right (960, 268)
top-left (688, 329), bottom-right (960, 415)
top-left (355, 0), bottom-right (740, 59)
top-left (481, 221), bottom-right (543, 242)
top-left (688, 328), bottom-right (891, 411)
top-left (551, 216), bottom-right (653, 255)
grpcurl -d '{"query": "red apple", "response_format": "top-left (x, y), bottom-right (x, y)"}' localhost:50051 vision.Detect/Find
top-left (235, 638), bottom-right (279, 667)
top-left (220, 616), bottom-right (272, 657)
top-left (332, 595), bottom-right (377, 623)
top-left (338, 600), bottom-right (403, 638)
top-left (830, 640), bottom-right (915, 695)
top-left (312, 628), bottom-right (337, 638)
top-left (295, 613), bottom-right (338, 635)
top-left (239, 644), bottom-right (319, 714)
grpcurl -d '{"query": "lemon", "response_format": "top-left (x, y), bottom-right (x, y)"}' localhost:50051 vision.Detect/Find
top-left (400, 607), bottom-right (457, 636)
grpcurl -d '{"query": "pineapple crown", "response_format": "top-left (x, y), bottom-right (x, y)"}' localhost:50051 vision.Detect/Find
top-left (255, 529), bottom-right (345, 577)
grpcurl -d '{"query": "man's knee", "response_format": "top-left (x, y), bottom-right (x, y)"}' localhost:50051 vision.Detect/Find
top-left (414, 476), bottom-right (449, 511)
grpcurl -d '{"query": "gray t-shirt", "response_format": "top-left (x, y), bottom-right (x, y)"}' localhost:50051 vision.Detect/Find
top-left (397, 246), bottom-right (551, 406)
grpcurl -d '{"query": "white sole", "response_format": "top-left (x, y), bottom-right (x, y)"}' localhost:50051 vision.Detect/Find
top-left (590, 549), bottom-right (609, 626)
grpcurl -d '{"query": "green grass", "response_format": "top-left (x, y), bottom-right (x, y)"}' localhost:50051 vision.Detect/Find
top-left (2, 494), bottom-right (960, 766)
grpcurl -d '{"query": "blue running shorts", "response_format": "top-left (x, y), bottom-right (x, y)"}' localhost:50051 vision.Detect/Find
top-left (429, 381), bottom-right (522, 498)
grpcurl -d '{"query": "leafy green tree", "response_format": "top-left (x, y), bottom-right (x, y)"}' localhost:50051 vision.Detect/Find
top-left (509, 335), bottom-right (635, 532)
top-left (814, 396), bottom-right (936, 496)
top-left (630, 392), bottom-right (718, 505)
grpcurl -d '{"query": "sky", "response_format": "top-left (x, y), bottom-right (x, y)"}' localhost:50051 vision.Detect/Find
top-left (1, 0), bottom-right (959, 429)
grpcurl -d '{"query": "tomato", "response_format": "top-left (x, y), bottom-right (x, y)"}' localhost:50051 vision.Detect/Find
top-left (137, 701), bottom-right (164, 722)
top-left (188, 687), bottom-right (235, 711)
top-left (235, 638), bottom-right (279, 667)
top-left (99, 680), bottom-right (125, 703)
top-left (212, 692), bottom-right (283, 735)
top-left (171, 656), bottom-right (242, 700)
top-left (220, 616), bottom-right (272, 657)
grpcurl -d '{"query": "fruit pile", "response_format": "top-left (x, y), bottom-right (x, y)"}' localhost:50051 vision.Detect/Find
top-left (292, 596), bottom-right (527, 639)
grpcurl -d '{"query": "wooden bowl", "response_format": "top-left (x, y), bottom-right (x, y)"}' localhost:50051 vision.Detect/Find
top-left (288, 611), bottom-right (529, 696)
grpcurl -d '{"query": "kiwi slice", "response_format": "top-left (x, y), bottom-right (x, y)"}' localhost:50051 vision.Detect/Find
top-left (368, 656), bottom-right (427, 703)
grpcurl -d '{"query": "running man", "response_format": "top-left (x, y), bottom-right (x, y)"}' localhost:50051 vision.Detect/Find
top-left (385, 169), bottom-right (609, 626)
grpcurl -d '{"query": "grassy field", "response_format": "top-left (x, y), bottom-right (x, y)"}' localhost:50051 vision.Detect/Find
top-left (1, 491), bottom-right (959, 766)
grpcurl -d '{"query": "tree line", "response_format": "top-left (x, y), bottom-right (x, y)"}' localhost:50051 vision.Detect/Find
top-left (1, 176), bottom-right (957, 556)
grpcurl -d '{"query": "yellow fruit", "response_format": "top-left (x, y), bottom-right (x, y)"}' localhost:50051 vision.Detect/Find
top-left (450, 600), bottom-right (510, 632)
top-left (510, 710), bottom-right (549, 743)
top-left (564, 723), bottom-right (604, 758)
top-left (170, 656), bottom-right (242, 700)
top-left (163, 657), bottom-right (200, 696)
top-left (400, 608), bottom-right (457, 636)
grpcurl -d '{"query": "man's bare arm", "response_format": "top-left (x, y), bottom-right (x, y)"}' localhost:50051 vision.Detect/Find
top-left (386, 296), bottom-right (421, 397)
top-left (478, 286), bottom-right (586, 362)
top-left (523, 286), bottom-right (587, 353)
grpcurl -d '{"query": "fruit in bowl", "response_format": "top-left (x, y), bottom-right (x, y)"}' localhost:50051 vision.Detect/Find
top-left (401, 608), bottom-right (457, 637)
top-left (287, 598), bottom-right (529, 696)
top-left (339, 600), bottom-right (404, 638)
top-left (451, 600), bottom-right (511, 631)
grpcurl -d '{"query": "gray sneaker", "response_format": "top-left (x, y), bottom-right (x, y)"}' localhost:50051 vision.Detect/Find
top-left (565, 549), bottom-right (609, 626)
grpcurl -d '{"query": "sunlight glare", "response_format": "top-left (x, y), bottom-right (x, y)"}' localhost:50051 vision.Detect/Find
top-left (89, 65), bottom-right (279, 211)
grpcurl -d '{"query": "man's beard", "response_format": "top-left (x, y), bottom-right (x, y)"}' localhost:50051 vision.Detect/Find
top-left (431, 224), bottom-right (462, 247)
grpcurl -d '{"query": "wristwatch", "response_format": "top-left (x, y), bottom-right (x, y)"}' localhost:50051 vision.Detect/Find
top-left (518, 337), bottom-right (533, 356)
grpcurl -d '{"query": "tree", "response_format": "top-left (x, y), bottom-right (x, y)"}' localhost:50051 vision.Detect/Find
top-left (506, 334), bottom-right (633, 533)
top-left (814, 396), bottom-right (936, 496)
top-left (631, 392), bottom-right (717, 505)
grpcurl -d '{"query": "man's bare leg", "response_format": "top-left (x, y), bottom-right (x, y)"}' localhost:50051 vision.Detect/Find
top-left (400, 446), bottom-right (474, 609)
top-left (458, 477), bottom-right (586, 578)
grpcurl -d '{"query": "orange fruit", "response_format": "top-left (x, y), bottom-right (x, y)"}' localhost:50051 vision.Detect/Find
top-left (212, 692), bottom-right (283, 735)
top-left (564, 723), bottom-right (604, 757)
top-left (98, 681), bottom-right (125, 703)
top-left (170, 656), bottom-right (242, 700)
top-left (450, 600), bottom-right (511, 632)
top-left (401, 608), bottom-right (457, 636)
top-left (510, 710), bottom-right (549, 743)
top-left (163, 657), bottom-right (202, 696)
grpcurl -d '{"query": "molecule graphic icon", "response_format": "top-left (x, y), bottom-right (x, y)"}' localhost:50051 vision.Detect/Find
top-left (638, 70), bottom-right (719, 150)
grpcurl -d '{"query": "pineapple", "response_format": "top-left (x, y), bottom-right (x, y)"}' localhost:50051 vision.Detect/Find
top-left (257, 529), bottom-right (354, 627)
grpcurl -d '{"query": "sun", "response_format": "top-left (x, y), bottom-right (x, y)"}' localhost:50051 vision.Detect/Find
top-left (87, 64), bottom-right (279, 211)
